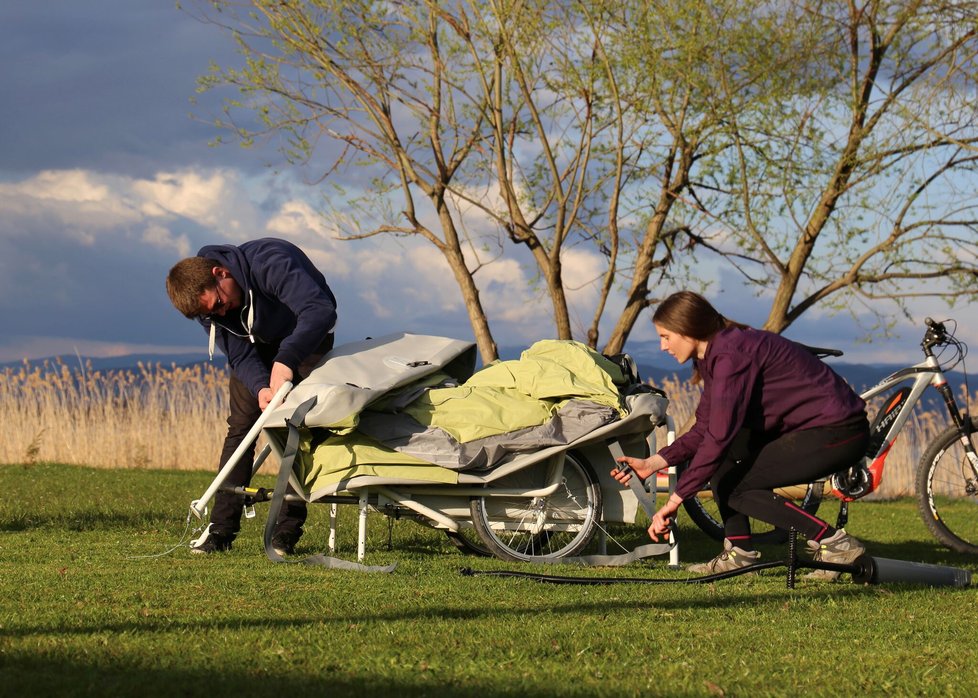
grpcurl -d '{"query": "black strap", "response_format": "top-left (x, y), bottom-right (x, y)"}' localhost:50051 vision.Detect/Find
top-left (606, 440), bottom-right (659, 519)
top-left (543, 442), bottom-right (672, 567)
top-left (264, 396), bottom-right (396, 572)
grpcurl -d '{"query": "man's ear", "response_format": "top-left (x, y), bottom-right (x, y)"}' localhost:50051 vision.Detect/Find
top-left (211, 266), bottom-right (229, 280)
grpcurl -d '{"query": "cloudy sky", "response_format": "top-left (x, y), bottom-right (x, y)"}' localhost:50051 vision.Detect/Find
top-left (1, 1), bottom-right (973, 368)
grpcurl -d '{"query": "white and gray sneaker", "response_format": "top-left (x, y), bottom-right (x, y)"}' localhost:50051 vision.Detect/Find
top-left (806, 528), bottom-right (866, 581)
top-left (687, 538), bottom-right (761, 575)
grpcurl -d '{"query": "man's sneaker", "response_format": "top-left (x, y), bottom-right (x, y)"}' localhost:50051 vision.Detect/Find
top-left (190, 531), bottom-right (232, 554)
top-left (687, 538), bottom-right (761, 575)
top-left (806, 528), bottom-right (866, 581)
top-left (271, 532), bottom-right (298, 556)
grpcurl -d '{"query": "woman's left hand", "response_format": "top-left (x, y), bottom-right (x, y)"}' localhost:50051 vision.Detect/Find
top-left (648, 495), bottom-right (682, 541)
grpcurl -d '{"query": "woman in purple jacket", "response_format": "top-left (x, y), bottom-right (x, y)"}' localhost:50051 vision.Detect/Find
top-left (613, 291), bottom-right (869, 578)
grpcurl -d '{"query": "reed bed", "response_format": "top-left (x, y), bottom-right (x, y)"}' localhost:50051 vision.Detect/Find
top-left (1, 361), bottom-right (972, 497)
top-left (1, 359), bottom-right (230, 472)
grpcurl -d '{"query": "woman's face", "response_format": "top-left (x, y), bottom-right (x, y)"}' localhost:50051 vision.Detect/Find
top-left (654, 322), bottom-right (700, 364)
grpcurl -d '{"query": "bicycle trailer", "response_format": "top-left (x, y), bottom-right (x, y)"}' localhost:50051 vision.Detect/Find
top-left (190, 332), bottom-right (677, 569)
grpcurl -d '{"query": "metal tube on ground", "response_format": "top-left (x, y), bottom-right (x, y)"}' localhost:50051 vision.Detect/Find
top-left (850, 555), bottom-right (972, 587)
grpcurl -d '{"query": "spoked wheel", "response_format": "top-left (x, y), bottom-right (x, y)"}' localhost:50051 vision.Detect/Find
top-left (470, 451), bottom-right (601, 562)
top-left (676, 460), bottom-right (825, 545)
top-left (445, 527), bottom-right (492, 557)
top-left (917, 417), bottom-right (978, 555)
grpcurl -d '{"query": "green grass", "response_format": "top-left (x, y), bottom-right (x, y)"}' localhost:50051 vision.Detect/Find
top-left (2, 463), bottom-right (977, 697)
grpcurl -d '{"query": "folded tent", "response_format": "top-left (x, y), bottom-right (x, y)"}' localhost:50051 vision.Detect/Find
top-left (261, 333), bottom-right (655, 499)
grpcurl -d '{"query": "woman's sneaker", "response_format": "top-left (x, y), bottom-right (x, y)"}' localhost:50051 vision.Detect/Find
top-left (805, 528), bottom-right (865, 580)
top-left (687, 539), bottom-right (761, 574)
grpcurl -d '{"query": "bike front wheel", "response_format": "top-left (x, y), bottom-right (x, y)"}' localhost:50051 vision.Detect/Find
top-left (917, 416), bottom-right (978, 555)
top-left (470, 451), bottom-right (601, 562)
top-left (676, 460), bottom-right (825, 545)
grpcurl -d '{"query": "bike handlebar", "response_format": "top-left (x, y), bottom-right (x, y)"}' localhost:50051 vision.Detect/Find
top-left (922, 317), bottom-right (949, 352)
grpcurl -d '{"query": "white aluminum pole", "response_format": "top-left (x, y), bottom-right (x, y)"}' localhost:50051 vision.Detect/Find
top-left (357, 490), bottom-right (369, 562)
top-left (328, 502), bottom-right (338, 552)
top-left (665, 415), bottom-right (680, 569)
top-left (189, 381), bottom-right (293, 519)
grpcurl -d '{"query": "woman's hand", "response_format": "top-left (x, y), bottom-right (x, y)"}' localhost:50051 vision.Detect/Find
top-left (611, 453), bottom-right (668, 486)
top-left (648, 495), bottom-right (682, 542)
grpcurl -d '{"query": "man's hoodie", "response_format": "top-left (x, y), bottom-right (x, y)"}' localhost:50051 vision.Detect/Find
top-left (196, 237), bottom-right (337, 397)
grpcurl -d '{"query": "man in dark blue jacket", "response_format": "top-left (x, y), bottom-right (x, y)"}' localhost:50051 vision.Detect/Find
top-left (166, 238), bottom-right (338, 554)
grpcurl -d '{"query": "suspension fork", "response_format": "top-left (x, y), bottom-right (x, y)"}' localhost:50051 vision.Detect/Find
top-left (930, 365), bottom-right (978, 476)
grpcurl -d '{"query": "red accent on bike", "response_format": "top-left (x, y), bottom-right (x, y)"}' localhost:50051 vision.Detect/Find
top-left (865, 444), bottom-right (892, 492)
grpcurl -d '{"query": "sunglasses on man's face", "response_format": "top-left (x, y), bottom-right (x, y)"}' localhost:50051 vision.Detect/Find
top-left (198, 283), bottom-right (226, 321)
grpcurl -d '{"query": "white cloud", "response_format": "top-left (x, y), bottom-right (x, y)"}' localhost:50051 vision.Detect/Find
top-left (266, 198), bottom-right (346, 254)
top-left (0, 169), bottom-right (143, 244)
top-left (2, 164), bottom-right (972, 367)
top-left (141, 223), bottom-right (191, 258)
top-left (0, 167), bottom-right (258, 244)
top-left (16, 169), bottom-right (111, 203)
top-left (132, 169), bottom-right (231, 227)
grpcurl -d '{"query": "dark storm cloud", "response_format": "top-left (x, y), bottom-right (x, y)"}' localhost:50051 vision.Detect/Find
top-left (0, 1), bottom-right (250, 177)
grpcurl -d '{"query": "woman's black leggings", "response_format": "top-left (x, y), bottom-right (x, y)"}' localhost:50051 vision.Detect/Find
top-left (714, 416), bottom-right (869, 542)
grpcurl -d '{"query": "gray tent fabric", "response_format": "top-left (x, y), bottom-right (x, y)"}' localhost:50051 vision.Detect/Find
top-left (356, 398), bottom-right (619, 470)
top-left (264, 332), bottom-right (478, 431)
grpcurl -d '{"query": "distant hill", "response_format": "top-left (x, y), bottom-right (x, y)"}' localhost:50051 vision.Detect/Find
top-left (1, 352), bottom-right (224, 372)
top-left (495, 343), bottom-right (971, 398)
top-left (4, 347), bottom-right (968, 410)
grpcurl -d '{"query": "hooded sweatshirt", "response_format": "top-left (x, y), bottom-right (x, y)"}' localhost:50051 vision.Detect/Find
top-left (196, 238), bottom-right (337, 397)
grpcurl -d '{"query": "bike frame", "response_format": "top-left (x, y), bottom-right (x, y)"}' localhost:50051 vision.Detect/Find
top-left (836, 331), bottom-right (976, 502)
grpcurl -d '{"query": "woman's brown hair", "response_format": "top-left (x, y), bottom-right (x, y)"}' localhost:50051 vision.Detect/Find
top-left (652, 291), bottom-right (749, 381)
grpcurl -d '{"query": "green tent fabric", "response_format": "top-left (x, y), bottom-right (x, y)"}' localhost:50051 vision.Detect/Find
top-left (297, 339), bottom-right (631, 491)
top-left (403, 339), bottom-right (627, 443)
top-left (295, 430), bottom-right (459, 492)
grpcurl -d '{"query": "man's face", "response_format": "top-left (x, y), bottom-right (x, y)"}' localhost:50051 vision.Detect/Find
top-left (198, 268), bottom-right (243, 319)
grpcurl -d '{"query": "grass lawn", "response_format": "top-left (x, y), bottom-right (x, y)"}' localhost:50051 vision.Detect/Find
top-left (2, 462), bottom-right (977, 697)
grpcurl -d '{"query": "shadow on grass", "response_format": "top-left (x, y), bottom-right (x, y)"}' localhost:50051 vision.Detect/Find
top-left (0, 654), bottom-right (545, 698)
top-left (0, 574), bottom-right (958, 646)
top-left (0, 509), bottom-right (182, 532)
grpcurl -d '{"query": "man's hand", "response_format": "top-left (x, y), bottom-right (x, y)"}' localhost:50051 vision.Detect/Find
top-left (258, 361), bottom-right (294, 410)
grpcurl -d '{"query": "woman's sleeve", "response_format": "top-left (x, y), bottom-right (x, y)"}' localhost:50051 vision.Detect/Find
top-left (672, 353), bottom-right (756, 500)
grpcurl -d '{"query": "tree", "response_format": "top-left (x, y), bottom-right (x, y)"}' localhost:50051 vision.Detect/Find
top-left (192, 0), bottom-right (661, 361)
top-left (704, 0), bottom-right (978, 334)
top-left (195, 0), bottom-right (508, 361)
top-left (595, 0), bottom-right (835, 352)
top-left (193, 0), bottom-right (978, 361)
top-left (192, 0), bottom-right (761, 358)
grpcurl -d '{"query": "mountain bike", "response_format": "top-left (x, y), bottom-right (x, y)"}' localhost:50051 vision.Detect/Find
top-left (678, 318), bottom-right (978, 553)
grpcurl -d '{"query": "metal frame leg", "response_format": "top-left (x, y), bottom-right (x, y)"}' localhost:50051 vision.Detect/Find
top-left (357, 490), bottom-right (369, 562)
top-left (328, 502), bottom-right (338, 553)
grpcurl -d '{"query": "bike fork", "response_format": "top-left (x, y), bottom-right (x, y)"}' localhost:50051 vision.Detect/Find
top-left (835, 500), bottom-right (849, 529)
